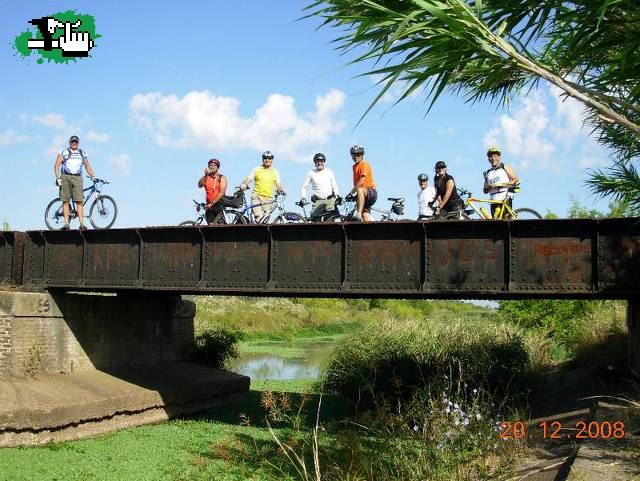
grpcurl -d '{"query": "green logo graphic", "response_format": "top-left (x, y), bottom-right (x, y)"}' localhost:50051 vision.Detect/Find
top-left (13, 10), bottom-right (99, 64)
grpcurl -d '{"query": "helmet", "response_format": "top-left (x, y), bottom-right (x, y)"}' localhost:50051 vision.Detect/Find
top-left (208, 158), bottom-right (220, 167)
top-left (418, 173), bottom-right (428, 182)
top-left (487, 146), bottom-right (501, 155)
top-left (69, 135), bottom-right (79, 143)
top-left (434, 160), bottom-right (447, 169)
top-left (313, 153), bottom-right (326, 163)
top-left (261, 151), bottom-right (274, 159)
top-left (349, 145), bottom-right (365, 155)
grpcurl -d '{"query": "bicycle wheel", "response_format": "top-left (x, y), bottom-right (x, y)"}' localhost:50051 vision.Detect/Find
top-left (89, 195), bottom-right (118, 229)
top-left (179, 221), bottom-right (197, 226)
top-left (44, 198), bottom-right (66, 230)
top-left (273, 212), bottom-right (306, 224)
top-left (230, 213), bottom-right (249, 225)
top-left (513, 208), bottom-right (542, 220)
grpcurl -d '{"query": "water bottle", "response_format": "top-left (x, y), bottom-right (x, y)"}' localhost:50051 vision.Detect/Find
top-left (479, 207), bottom-right (490, 219)
top-left (494, 206), bottom-right (502, 219)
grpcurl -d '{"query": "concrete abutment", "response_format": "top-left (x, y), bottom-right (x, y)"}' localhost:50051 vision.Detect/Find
top-left (0, 291), bottom-right (249, 447)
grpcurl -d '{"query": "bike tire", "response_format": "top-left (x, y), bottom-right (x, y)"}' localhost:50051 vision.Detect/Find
top-left (231, 213), bottom-right (250, 225)
top-left (89, 195), bottom-right (118, 229)
top-left (513, 208), bottom-right (542, 220)
top-left (179, 221), bottom-right (197, 226)
top-left (273, 212), bottom-right (306, 224)
top-left (44, 198), bottom-right (65, 230)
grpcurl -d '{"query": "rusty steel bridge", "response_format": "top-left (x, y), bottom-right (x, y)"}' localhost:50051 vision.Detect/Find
top-left (1, 218), bottom-right (639, 299)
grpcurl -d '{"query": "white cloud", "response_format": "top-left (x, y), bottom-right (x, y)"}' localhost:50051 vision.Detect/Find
top-left (483, 92), bottom-right (555, 167)
top-left (483, 87), bottom-right (608, 171)
top-left (0, 130), bottom-right (29, 146)
top-left (549, 85), bottom-right (585, 143)
top-left (108, 154), bottom-right (131, 175)
top-left (438, 127), bottom-right (454, 136)
top-left (85, 131), bottom-right (111, 143)
top-left (43, 134), bottom-right (66, 159)
top-left (33, 113), bottom-right (66, 129)
top-left (129, 89), bottom-right (346, 162)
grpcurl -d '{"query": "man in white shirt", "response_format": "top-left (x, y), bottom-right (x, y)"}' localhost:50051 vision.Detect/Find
top-left (300, 153), bottom-right (340, 219)
top-left (53, 135), bottom-right (96, 230)
top-left (417, 173), bottom-right (437, 219)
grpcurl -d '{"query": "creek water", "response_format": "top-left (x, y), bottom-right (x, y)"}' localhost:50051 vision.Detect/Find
top-left (227, 338), bottom-right (338, 380)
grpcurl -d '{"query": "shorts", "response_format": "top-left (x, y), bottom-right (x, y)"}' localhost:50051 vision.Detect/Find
top-left (442, 198), bottom-right (463, 213)
top-left (205, 202), bottom-right (223, 224)
top-left (363, 188), bottom-right (377, 212)
top-left (310, 198), bottom-right (336, 219)
top-left (60, 174), bottom-right (83, 203)
top-left (251, 193), bottom-right (274, 222)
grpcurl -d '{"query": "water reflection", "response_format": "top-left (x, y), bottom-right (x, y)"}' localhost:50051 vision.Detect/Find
top-left (227, 339), bottom-right (337, 380)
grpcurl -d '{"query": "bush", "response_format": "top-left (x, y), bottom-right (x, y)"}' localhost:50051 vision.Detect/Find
top-left (319, 319), bottom-right (530, 407)
top-left (191, 328), bottom-right (241, 368)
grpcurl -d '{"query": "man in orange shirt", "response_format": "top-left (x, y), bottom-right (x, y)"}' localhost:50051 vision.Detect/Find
top-left (346, 145), bottom-right (377, 222)
top-left (197, 158), bottom-right (227, 225)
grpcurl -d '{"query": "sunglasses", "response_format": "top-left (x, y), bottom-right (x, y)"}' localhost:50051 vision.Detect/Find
top-left (263, 156), bottom-right (274, 160)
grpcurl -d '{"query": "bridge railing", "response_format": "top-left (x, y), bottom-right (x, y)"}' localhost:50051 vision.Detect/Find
top-left (1, 218), bottom-right (639, 299)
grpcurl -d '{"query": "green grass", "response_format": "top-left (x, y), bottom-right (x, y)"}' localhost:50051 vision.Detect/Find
top-left (0, 380), bottom-right (320, 481)
top-left (192, 296), bottom-right (494, 341)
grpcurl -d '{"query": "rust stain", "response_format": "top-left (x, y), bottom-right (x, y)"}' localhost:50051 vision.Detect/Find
top-left (534, 242), bottom-right (589, 257)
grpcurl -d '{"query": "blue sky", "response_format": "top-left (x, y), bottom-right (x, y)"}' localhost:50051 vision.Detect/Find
top-left (0, 1), bottom-right (613, 230)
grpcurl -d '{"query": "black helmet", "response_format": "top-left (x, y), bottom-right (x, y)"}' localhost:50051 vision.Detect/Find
top-left (69, 135), bottom-right (79, 143)
top-left (261, 150), bottom-right (274, 159)
top-left (487, 146), bottom-right (501, 155)
top-left (349, 145), bottom-right (365, 155)
top-left (434, 160), bottom-right (447, 169)
top-left (313, 153), bottom-right (326, 163)
top-left (418, 173), bottom-right (428, 182)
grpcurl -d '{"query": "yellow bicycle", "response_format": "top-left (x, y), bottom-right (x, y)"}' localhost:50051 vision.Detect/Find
top-left (457, 187), bottom-right (542, 220)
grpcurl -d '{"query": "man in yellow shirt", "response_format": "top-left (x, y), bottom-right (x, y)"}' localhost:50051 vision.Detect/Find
top-left (241, 151), bottom-right (286, 222)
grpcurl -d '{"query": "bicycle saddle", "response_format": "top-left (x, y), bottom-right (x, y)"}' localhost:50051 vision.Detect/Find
top-left (387, 197), bottom-right (404, 203)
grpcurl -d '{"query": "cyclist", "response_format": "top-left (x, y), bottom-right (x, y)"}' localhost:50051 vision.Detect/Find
top-left (433, 160), bottom-right (463, 216)
top-left (241, 151), bottom-right (286, 222)
top-left (197, 158), bottom-right (227, 225)
top-left (299, 153), bottom-right (340, 219)
top-left (53, 135), bottom-right (96, 230)
top-left (346, 145), bottom-right (377, 222)
top-left (417, 173), bottom-right (437, 220)
top-left (483, 146), bottom-right (519, 217)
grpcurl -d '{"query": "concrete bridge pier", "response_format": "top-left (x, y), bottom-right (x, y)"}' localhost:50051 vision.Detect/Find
top-left (0, 291), bottom-right (249, 447)
top-left (629, 297), bottom-right (640, 377)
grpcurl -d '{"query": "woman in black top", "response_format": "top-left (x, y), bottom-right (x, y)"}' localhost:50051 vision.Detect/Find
top-left (433, 161), bottom-right (462, 213)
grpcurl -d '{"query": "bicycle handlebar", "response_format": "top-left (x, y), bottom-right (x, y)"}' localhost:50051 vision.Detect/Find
top-left (89, 177), bottom-right (110, 185)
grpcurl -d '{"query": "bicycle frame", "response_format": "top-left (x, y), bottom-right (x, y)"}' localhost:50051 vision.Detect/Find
top-left (223, 191), bottom-right (283, 224)
top-left (463, 195), bottom-right (516, 220)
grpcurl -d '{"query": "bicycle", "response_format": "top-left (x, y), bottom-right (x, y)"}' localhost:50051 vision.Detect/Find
top-left (340, 196), bottom-right (407, 221)
top-left (206, 189), bottom-right (304, 225)
top-left (457, 188), bottom-right (542, 220)
top-left (293, 196), bottom-right (343, 223)
top-left (45, 177), bottom-right (117, 230)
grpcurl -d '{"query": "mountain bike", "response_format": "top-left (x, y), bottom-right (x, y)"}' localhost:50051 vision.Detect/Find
top-left (340, 196), bottom-right (407, 221)
top-left (221, 190), bottom-right (304, 224)
top-left (45, 177), bottom-right (117, 230)
top-left (458, 188), bottom-right (542, 220)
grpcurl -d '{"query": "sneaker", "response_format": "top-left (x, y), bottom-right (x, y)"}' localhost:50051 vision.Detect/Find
top-left (61, 224), bottom-right (70, 231)
top-left (352, 212), bottom-right (362, 221)
top-left (79, 224), bottom-right (87, 230)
